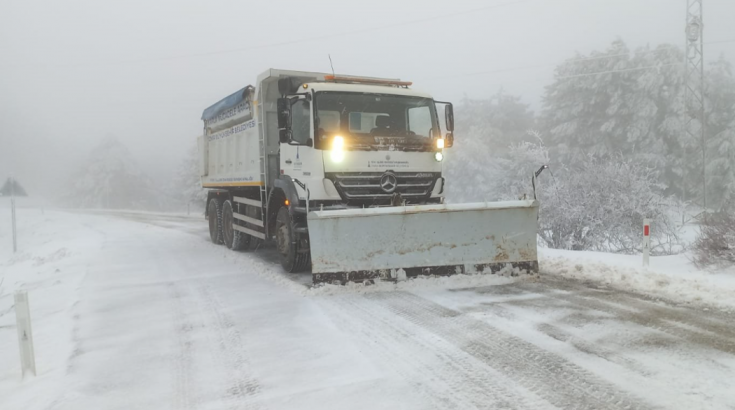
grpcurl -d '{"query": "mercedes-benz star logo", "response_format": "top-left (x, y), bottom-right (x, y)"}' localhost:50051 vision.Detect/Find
top-left (380, 173), bottom-right (398, 193)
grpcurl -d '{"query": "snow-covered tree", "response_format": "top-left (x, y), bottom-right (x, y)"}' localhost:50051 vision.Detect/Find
top-left (692, 211), bottom-right (735, 267)
top-left (542, 41), bottom-right (685, 177)
top-left (444, 91), bottom-right (536, 202)
top-left (535, 154), bottom-right (680, 254)
top-left (704, 57), bottom-right (735, 210)
top-left (64, 136), bottom-right (161, 210)
top-left (629, 44), bottom-right (687, 195)
top-left (456, 91), bottom-right (536, 152)
top-left (480, 132), bottom-right (550, 202)
top-left (542, 40), bottom-right (735, 206)
top-left (543, 40), bottom-right (637, 157)
top-left (471, 138), bottom-right (681, 255)
top-left (174, 143), bottom-right (207, 210)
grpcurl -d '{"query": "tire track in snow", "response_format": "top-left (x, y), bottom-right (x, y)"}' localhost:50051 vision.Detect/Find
top-left (366, 291), bottom-right (653, 410)
top-left (155, 231), bottom-right (264, 410)
top-left (324, 295), bottom-right (552, 410)
top-left (534, 323), bottom-right (653, 377)
top-left (192, 283), bottom-right (264, 410)
top-left (167, 282), bottom-right (199, 410)
top-left (470, 282), bottom-right (734, 387)
top-left (126, 218), bottom-right (264, 409)
top-left (556, 280), bottom-right (735, 341)
top-left (482, 281), bottom-right (735, 356)
top-left (66, 310), bottom-right (83, 375)
top-left (462, 300), bottom-right (654, 378)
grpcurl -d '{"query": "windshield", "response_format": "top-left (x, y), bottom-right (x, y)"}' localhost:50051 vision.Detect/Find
top-left (315, 91), bottom-right (439, 149)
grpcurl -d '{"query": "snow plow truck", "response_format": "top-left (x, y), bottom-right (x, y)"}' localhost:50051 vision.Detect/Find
top-left (198, 69), bottom-right (539, 284)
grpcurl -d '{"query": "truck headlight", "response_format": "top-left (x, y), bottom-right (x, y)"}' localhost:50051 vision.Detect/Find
top-left (331, 135), bottom-right (345, 163)
top-left (434, 152), bottom-right (444, 162)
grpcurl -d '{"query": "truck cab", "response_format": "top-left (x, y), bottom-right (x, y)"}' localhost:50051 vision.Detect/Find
top-left (274, 75), bottom-right (454, 208)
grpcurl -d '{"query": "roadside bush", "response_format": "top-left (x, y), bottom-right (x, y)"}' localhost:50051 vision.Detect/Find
top-left (447, 135), bottom-right (683, 255)
top-left (692, 212), bottom-right (735, 267)
top-left (444, 132), bottom-right (549, 203)
top-left (536, 154), bottom-right (682, 255)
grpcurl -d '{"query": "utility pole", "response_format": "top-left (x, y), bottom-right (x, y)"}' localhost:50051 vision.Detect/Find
top-left (684, 0), bottom-right (706, 222)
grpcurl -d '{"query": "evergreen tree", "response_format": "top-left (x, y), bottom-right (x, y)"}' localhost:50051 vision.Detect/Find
top-left (175, 143), bottom-right (207, 210)
top-left (542, 40), bottom-right (638, 158)
top-left (456, 90), bottom-right (536, 152)
top-left (445, 91), bottom-right (536, 202)
top-left (628, 44), bottom-right (687, 195)
top-left (704, 57), bottom-right (735, 210)
top-left (64, 137), bottom-right (160, 210)
top-left (541, 40), bottom-right (734, 204)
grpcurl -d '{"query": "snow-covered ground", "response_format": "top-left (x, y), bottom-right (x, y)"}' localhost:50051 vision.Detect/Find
top-left (540, 247), bottom-right (735, 312)
top-left (1, 207), bottom-right (734, 409)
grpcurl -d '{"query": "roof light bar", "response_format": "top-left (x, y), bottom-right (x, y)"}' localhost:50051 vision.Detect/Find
top-left (323, 75), bottom-right (412, 87)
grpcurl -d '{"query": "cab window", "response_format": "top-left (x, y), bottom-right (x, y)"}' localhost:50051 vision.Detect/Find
top-left (291, 100), bottom-right (311, 144)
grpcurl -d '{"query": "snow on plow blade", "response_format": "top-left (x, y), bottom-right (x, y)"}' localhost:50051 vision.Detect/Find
top-left (307, 200), bottom-right (539, 284)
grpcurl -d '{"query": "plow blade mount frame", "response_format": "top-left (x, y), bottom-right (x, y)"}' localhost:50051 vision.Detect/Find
top-left (307, 200), bottom-right (539, 284)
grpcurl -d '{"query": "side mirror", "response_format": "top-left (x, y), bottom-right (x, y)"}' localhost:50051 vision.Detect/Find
top-left (445, 132), bottom-right (454, 148)
top-left (444, 103), bottom-right (454, 132)
top-left (277, 98), bottom-right (291, 130)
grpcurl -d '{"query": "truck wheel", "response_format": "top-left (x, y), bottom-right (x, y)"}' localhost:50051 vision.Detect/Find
top-left (222, 200), bottom-right (250, 251)
top-left (207, 197), bottom-right (223, 244)
top-left (275, 207), bottom-right (310, 272)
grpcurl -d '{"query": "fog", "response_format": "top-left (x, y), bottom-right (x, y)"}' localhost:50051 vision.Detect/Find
top-left (1, 0), bottom-right (734, 200)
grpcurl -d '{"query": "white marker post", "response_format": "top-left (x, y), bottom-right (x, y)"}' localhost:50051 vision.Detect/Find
top-left (14, 291), bottom-right (36, 377)
top-left (642, 218), bottom-right (651, 267)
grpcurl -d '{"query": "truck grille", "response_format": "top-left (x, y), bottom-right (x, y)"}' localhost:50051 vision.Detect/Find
top-left (328, 172), bottom-right (439, 204)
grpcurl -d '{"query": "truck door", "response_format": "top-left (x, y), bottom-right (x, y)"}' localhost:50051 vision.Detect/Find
top-left (280, 98), bottom-right (310, 176)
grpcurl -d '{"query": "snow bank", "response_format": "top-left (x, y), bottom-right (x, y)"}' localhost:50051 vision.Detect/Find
top-left (540, 248), bottom-right (735, 312)
top-left (0, 208), bottom-right (103, 409)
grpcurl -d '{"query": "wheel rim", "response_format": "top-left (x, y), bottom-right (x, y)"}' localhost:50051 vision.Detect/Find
top-left (222, 203), bottom-right (233, 246)
top-left (208, 201), bottom-right (217, 239)
top-left (276, 219), bottom-right (290, 256)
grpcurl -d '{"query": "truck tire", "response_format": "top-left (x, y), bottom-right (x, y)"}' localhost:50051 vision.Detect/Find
top-left (222, 200), bottom-right (250, 251)
top-left (207, 197), bottom-right (223, 245)
top-left (275, 207), bottom-right (310, 273)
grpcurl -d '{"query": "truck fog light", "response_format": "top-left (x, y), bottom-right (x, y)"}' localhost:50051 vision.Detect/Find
top-left (434, 152), bottom-right (444, 162)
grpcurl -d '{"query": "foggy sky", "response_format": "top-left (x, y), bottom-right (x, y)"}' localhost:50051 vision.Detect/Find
top-left (1, 0), bottom-right (734, 200)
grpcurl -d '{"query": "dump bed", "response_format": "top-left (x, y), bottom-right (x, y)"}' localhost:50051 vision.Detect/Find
top-left (199, 86), bottom-right (261, 188)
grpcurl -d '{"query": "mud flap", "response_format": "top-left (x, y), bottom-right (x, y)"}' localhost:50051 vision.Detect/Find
top-left (307, 200), bottom-right (539, 284)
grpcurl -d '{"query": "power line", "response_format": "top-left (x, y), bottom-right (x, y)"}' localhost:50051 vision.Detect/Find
top-left (3, 0), bottom-right (537, 69)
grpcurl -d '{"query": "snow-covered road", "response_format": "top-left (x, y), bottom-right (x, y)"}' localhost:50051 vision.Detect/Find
top-left (1, 208), bottom-right (734, 409)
